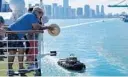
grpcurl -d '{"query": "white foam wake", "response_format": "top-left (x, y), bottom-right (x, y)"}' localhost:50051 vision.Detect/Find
top-left (60, 19), bottom-right (115, 29)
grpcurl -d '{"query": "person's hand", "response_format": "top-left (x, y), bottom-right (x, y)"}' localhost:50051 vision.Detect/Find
top-left (48, 26), bottom-right (54, 30)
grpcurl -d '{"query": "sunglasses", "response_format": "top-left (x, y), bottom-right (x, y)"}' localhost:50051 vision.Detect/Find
top-left (37, 11), bottom-right (44, 15)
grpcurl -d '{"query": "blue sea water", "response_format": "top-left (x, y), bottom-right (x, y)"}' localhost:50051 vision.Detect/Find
top-left (39, 18), bottom-right (128, 76)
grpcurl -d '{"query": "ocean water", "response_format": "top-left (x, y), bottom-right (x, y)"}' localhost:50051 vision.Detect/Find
top-left (39, 18), bottom-right (128, 76)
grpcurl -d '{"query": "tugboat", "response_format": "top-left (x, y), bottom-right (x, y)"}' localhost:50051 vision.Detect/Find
top-left (57, 54), bottom-right (86, 72)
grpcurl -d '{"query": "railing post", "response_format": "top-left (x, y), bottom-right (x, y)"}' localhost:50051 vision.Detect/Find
top-left (35, 33), bottom-right (43, 76)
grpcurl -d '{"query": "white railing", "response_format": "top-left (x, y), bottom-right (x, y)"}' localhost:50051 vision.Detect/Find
top-left (0, 24), bottom-right (59, 76)
top-left (0, 30), bottom-right (44, 76)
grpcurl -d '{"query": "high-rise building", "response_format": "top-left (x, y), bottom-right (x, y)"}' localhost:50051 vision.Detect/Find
top-left (63, 0), bottom-right (69, 18)
top-left (107, 13), bottom-right (113, 18)
top-left (77, 7), bottom-right (83, 18)
top-left (90, 9), bottom-right (95, 18)
top-left (84, 5), bottom-right (90, 18)
top-left (96, 5), bottom-right (100, 17)
top-left (68, 6), bottom-right (72, 18)
top-left (0, 0), bottom-right (2, 12)
top-left (70, 8), bottom-right (76, 18)
top-left (52, 3), bottom-right (58, 18)
top-left (45, 5), bottom-right (52, 18)
top-left (1, 3), bottom-right (8, 12)
top-left (58, 5), bottom-right (64, 18)
top-left (1, 1), bottom-right (11, 12)
top-left (63, 0), bottom-right (69, 8)
top-left (101, 5), bottom-right (105, 17)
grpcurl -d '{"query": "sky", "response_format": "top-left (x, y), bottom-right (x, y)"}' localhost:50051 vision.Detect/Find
top-left (5, 0), bottom-right (128, 14)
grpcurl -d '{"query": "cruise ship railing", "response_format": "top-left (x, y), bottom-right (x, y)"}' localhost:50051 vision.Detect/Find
top-left (0, 30), bottom-right (56, 76)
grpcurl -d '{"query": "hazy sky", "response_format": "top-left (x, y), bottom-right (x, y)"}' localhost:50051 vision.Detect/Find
top-left (5, 0), bottom-right (128, 14)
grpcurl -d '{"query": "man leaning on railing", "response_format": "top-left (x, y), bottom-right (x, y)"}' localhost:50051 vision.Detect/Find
top-left (0, 6), bottom-right (50, 76)
top-left (25, 6), bottom-right (43, 70)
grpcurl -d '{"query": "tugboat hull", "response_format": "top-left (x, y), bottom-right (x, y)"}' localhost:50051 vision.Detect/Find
top-left (58, 60), bottom-right (86, 72)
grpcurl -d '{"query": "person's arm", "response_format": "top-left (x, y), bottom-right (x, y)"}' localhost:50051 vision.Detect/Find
top-left (25, 30), bottom-right (44, 33)
top-left (32, 23), bottom-right (49, 30)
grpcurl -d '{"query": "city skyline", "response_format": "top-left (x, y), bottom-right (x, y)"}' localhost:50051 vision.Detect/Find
top-left (3, 0), bottom-right (128, 14)
top-left (43, 1), bottom-right (110, 19)
top-left (1, 0), bottom-right (126, 19)
top-left (21, 0), bottom-right (128, 14)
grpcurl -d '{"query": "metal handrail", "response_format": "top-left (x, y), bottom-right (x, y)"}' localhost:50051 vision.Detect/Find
top-left (0, 30), bottom-right (41, 76)
top-left (6, 30), bottom-right (44, 33)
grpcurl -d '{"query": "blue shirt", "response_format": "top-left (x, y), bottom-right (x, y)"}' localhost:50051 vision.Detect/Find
top-left (9, 13), bottom-right (38, 39)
